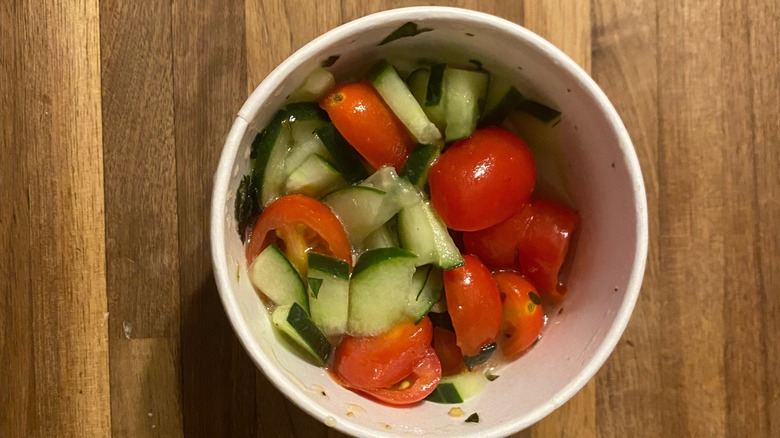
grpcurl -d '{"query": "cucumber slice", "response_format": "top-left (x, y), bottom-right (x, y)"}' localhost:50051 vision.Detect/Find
top-left (284, 154), bottom-right (347, 199)
top-left (397, 200), bottom-right (464, 269)
top-left (426, 63), bottom-right (446, 106)
top-left (518, 99), bottom-right (561, 123)
top-left (363, 220), bottom-right (399, 250)
top-left (443, 68), bottom-right (489, 142)
top-left (307, 253), bottom-right (350, 336)
top-left (284, 135), bottom-right (331, 175)
top-left (481, 76), bottom-right (525, 126)
top-left (399, 143), bottom-right (439, 187)
top-left (272, 302), bottom-right (331, 366)
top-left (288, 67), bottom-right (336, 103)
top-left (323, 186), bottom-right (389, 246)
top-left (425, 371), bottom-right (488, 404)
top-left (248, 245), bottom-right (307, 311)
top-left (407, 67), bottom-right (446, 131)
top-left (407, 265), bottom-right (443, 323)
top-left (348, 247), bottom-right (417, 335)
top-left (286, 102), bottom-right (329, 146)
top-left (315, 124), bottom-right (369, 184)
top-left (370, 61), bottom-right (442, 145)
top-left (252, 110), bottom-right (293, 207)
top-left (360, 166), bottom-right (422, 212)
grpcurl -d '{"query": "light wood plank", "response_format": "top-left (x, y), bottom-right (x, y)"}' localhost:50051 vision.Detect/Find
top-left (589, 0), bottom-right (677, 436)
top-left (522, 1), bottom-right (595, 436)
top-left (99, 0), bottom-right (184, 436)
top-left (0, 0), bottom-right (111, 436)
top-left (171, 0), bottom-right (259, 436)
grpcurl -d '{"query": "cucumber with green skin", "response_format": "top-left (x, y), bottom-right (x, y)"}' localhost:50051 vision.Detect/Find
top-left (348, 247), bottom-right (417, 336)
top-left (307, 253), bottom-right (350, 337)
top-left (322, 185), bottom-right (389, 247)
top-left (397, 200), bottom-right (464, 269)
top-left (252, 110), bottom-right (293, 207)
top-left (248, 245), bottom-right (307, 311)
top-left (407, 265), bottom-right (443, 323)
top-left (315, 123), bottom-right (369, 184)
top-left (443, 67), bottom-right (489, 142)
top-left (399, 143), bottom-right (439, 188)
top-left (284, 153), bottom-right (347, 199)
top-left (272, 302), bottom-right (331, 366)
top-left (407, 67), bottom-right (447, 131)
top-left (370, 60), bottom-right (442, 145)
top-left (424, 370), bottom-right (489, 404)
top-left (481, 76), bottom-right (525, 126)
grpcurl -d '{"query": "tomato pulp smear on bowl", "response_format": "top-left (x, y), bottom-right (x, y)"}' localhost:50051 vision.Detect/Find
top-left (211, 7), bottom-right (648, 438)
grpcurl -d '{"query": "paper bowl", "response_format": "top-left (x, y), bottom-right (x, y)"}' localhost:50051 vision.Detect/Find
top-left (211, 6), bottom-right (648, 437)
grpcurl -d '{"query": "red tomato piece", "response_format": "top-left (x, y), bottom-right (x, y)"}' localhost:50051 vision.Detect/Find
top-left (463, 199), bottom-right (579, 296)
top-left (493, 271), bottom-right (545, 357)
top-left (432, 327), bottom-right (465, 376)
top-left (320, 82), bottom-right (414, 171)
top-left (245, 195), bottom-right (352, 274)
top-left (443, 255), bottom-right (502, 356)
top-left (428, 127), bottom-right (536, 231)
top-left (333, 317), bottom-right (433, 390)
top-left (360, 347), bottom-right (442, 405)
top-left (462, 212), bottom-right (532, 269)
top-left (517, 199), bottom-right (579, 294)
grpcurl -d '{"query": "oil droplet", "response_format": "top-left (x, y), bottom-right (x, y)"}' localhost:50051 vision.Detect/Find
top-left (448, 407), bottom-right (464, 417)
top-left (345, 403), bottom-right (365, 418)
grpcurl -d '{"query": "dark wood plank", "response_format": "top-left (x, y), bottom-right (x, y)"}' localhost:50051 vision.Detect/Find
top-left (748, 3), bottom-right (780, 435)
top-left (0, 0), bottom-right (111, 436)
top-left (99, 0), bottom-right (184, 435)
top-left (171, 0), bottom-right (258, 436)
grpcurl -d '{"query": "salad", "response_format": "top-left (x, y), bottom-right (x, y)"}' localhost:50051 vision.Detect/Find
top-left (234, 58), bottom-right (579, 407)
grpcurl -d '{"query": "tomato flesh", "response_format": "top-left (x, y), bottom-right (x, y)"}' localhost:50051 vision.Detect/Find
top-left (245, 194), bottom-right (352, 274)
top-left (333, 317), bottom-right (433, 390)
top-left (494, 271), bottom-right (545, 357)
top-left (463, 198), bottom-right (579, 295)
top-left (320, 82), bottom-right (414, 171)
top-left (429, 127), bottom-right (536, 231)
top-left (516, 199), bottom-right (579, 294)
top-left (360, 347), bottom-right (441, 405)
top-left (443, 255), bottom-right (502, 356)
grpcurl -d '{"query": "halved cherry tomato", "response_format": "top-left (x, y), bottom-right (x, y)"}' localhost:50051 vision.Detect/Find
top-left (462, 212), bottom-right (531, 269)
top-left (443, 255), bottom-right (502, 356)
top-left (245, 194), bottom-right (352, 275)
top-left (333, 317), bottom-right (432, 390)
top-left (517, 199), bottom-right (579, 294)
top-left (493, 271), bottom-right (545, 357)
top-left (320, 82), bottom-right (414, 171)
top-left (428, 127), bottom-right (536, 231)
top-left (463, 199), bottom-right (579, 295)
top-left (360, 347), bottom-right (441, 405)
top-left (432, 327), bottom-right (465, 376)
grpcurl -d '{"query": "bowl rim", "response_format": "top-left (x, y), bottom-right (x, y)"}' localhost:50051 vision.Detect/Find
top-left (211, 6), bottom-right (648, 437)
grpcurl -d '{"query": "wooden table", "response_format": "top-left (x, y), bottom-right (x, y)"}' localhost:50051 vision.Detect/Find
top-left (2, 1), bottom-right (777, 436)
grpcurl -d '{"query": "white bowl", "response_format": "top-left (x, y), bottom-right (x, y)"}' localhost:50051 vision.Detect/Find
top-left (211, 6), bottom-right (647, 437)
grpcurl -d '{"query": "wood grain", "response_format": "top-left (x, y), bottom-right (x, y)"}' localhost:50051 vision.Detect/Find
top-left (99, 0), bottom-right (184, 436)
top-left (0, 0), bottom-right (111, 436)
top-left (171, 0), bottom-right (258, 436)
top-left (1, 0), bottom-right (779, 437)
